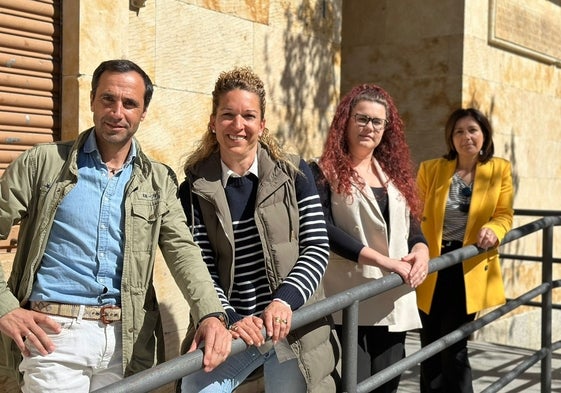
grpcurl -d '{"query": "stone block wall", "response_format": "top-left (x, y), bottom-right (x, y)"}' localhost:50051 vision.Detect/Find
top-left (124, 0), bottom-right (342, 177)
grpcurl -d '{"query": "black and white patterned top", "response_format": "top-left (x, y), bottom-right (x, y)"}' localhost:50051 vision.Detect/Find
top-left (442, 172), bottom-right (472, 241)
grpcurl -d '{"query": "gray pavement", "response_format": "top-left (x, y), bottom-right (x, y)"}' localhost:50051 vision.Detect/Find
top-left (399, 331), bottom-right (561, 392)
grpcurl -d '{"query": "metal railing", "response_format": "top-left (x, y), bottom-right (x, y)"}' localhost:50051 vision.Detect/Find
top-left (94, 211), bottom-right (561, 393)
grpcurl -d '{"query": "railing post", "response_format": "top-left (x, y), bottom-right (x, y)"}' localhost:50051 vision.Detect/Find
top-left (342, 300), bottom-right (359, 393)
top-left (541, 225), bottom-right (553, 393)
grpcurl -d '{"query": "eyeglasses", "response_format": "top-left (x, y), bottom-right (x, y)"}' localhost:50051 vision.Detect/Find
top-left (459, 186), bottom-right (472, 213)
top-left (353, 114), bottom-right (388, 131)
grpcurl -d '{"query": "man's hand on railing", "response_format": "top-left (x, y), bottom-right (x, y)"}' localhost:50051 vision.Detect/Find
top-left (188, 316), bottom-right (232, 372)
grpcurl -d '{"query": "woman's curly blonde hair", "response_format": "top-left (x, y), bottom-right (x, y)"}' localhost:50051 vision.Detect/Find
top-left (184, 66), bottom-right (294, 173)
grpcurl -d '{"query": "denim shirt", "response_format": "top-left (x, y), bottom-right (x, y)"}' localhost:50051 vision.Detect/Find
top-left (30, 131), bottom-right (136, 306)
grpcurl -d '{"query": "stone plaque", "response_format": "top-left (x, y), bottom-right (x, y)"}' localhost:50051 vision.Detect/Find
top-left (489, 0), bottom-right (561, 65)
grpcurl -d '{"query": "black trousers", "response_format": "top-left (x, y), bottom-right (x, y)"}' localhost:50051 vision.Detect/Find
top-left (419, 240), bottom-right (476, 393)
top-left (335, 324), bottom-right (406, 393)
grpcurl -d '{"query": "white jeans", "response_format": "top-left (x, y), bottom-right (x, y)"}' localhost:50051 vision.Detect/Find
top-left (20, 315), bottom-right (123, 392)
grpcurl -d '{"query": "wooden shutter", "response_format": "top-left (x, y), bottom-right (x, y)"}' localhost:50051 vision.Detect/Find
top-left (0, 0), bottom-right (61, 175)
top-left (0, 0), bottom-right (61, 251)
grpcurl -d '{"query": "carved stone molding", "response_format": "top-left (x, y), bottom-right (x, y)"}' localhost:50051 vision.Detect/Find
top-left (489, 0), bottom-right (561, 67)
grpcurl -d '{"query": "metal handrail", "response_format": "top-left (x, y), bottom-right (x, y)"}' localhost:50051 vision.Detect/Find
top-left (349, 214), bottom-right (561, 393)
top-left (94, 213), bottom-right (561, 393)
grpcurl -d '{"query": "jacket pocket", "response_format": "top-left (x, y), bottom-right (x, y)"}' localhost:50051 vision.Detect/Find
top-left (130, 199), bottom-right (166, 252)
top-left (131, 199), bottom-right (164, 223)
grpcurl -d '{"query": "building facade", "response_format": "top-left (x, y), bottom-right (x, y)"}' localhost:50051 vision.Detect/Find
top-left (1, 0), bottom-right (560, 390)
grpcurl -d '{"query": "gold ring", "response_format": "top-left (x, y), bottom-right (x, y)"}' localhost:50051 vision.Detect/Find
top-left (281, 319), bottom-right (288, 324)
top-left (274, 317), bottom-right (281, 324)
top-left (230, 324), bottom-right (239, 332)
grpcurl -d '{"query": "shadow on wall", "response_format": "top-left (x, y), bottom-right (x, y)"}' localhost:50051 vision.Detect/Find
top-left (265, 0), bottom-right (341, 159)
top-left (465, 96), bottom-right (519, 200)
top-left (502, 110), bottom-right (524, 295)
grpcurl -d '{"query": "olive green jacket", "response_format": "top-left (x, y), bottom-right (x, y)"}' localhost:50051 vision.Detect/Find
top-left (0, 129), bottom-right (224, 382)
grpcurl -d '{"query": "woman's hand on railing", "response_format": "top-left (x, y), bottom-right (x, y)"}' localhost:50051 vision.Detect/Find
top-left (477, 227), bottom-right (498, 249)
top-left (262, 300), bottom-right (292, 344)
top-left (402, 242), bottom-right (430, 288)
top-left (228, 315), bottom-right (265, 347)
top-left (358, 247), bottom-right (412, 284)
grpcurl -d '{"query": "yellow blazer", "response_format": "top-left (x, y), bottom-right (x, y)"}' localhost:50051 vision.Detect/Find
top-left (416, 157), bottom-right (514, 314)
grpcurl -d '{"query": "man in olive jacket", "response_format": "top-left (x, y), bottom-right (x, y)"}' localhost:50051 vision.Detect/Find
top-left (0, 59), bottom-right (230, 392)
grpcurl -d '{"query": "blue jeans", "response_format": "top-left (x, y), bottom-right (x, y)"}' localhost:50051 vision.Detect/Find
top-left (181, 345), bottom-right (306, 393)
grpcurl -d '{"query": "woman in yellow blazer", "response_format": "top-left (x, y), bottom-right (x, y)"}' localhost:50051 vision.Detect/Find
top-left (416, 108), bottom-right (514, 393)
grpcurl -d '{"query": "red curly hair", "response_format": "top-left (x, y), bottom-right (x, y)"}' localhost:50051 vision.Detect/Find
top-left (318, 84), bottom-right (422, 218)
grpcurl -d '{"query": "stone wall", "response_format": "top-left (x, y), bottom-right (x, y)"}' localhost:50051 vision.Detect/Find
top-left (125, 0), bottom-right (342, 176)
top-left (340, 0), bottom-right (466, 163)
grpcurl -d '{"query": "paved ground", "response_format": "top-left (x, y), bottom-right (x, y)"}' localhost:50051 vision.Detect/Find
top-left (399, 331), bottom-right (561, 392)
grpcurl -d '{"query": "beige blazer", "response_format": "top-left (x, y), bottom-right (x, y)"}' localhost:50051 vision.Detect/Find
top-left (324, 159), bottom-right (422, 331)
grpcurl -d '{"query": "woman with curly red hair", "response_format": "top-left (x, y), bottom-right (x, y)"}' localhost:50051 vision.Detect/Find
top-left (310, 84), bottom-right (429, 393)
